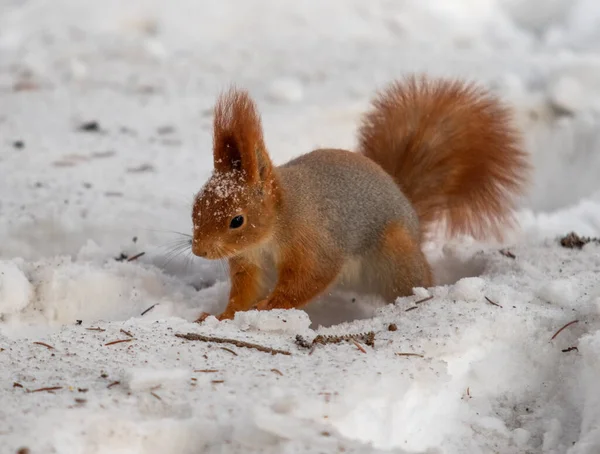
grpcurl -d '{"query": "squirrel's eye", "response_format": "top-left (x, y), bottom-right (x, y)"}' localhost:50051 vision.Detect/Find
top-left (229, 215), bottom-right (244, 229)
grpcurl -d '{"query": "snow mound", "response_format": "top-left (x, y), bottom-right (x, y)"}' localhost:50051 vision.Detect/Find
top-left (450, 277), bottom-right (486, 302)
top-left (234, 309), bottom-right (313, 335)
top-left (0, 260), bottom-right (33, 316)
top-left (122, 367), bottom-right (192, 392)
top-left (0, 252), bottom-right (210, 327)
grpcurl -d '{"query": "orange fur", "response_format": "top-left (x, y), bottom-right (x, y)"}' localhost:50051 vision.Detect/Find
top-left (217, 257), bottom-right (266, 320)
top-left (255, 226), bottom-right (343, 311)
top-left (191, 87), bottom-right (280, 260)
top-left (377, 222), bottom-right (433, 299)
top-left (212, 87), bottom-right (274, 183)
top-left (192, 76), bottom-right (531, 321)
top-left (358, 75), bottom-right (531, 241)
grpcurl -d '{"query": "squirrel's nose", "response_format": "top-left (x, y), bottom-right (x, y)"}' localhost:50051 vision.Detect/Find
top-left (191, 239), bottom-right (207, 257)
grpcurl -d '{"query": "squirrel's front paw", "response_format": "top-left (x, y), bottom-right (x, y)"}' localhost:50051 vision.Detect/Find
top-left (255, 297), bottom-right (294, 311)
top-left (216, 310), bottom-right (236, 321)
top-left (254, 299), bottom-right (271, 311)
top-left (194, 312), bottom-right (211, 323)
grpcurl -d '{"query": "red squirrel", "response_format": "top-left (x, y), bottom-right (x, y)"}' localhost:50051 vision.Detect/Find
top-left (191, 75), bottom-right (531, 320)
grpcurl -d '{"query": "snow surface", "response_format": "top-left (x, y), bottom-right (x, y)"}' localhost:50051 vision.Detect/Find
top-left (1, 0), bottom-right (600, 453)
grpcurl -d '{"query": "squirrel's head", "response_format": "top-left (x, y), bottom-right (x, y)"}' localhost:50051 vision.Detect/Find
top-left (191, 88), bottom-right (279, 260)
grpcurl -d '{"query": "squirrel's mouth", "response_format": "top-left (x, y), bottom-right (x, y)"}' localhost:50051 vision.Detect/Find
top-left (191, 239), bottom-right (235, 260)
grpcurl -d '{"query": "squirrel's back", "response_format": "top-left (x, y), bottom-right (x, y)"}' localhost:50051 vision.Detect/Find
top-left (278, 149), bottom-right (419, 254)
top-left (275, 75), bottom-right (530, 255)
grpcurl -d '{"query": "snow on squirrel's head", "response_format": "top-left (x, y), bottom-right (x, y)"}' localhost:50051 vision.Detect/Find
top-left (191, 88), bottom-right (279, 260)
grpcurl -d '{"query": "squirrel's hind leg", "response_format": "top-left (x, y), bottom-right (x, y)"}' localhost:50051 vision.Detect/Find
top-left (369, 221), bottom-right (433, 302)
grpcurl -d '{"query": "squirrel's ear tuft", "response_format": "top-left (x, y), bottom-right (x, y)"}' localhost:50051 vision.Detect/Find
top-left (212, 87), bottom-right (273, 183)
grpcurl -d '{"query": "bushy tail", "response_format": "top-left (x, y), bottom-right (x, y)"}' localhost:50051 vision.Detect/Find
top-left (358, 75), bottom-right (531, 241)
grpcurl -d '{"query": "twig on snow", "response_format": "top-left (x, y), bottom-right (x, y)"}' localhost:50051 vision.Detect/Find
top-left (551, 320), bottom-right (579, 341)
top-left (499, 249), bottom-right (516, 259)
top-left (141, 304), bottom-right (156, 316)
top-left (484, 296), bottom-right (503, 308)
top-left (175, 333), bottom-right (291, 356)
top-left (395, 352), bottom-right (424, 358)
top-left (351, 339), bottom-right (367, 354)
top-left (296, 332), bottom-right (375, 354)
top-left (30, 386), bottom-right (62, 393)
top-left (127, 252), bottom-right (146, 262)
top-left (560, 232), bottom-right (600, 249)
top-left (312, 332), bottom-right (375, 348)
top-left (220, 347), bottom-right (238, 356)
top-left (33, 342), bottom-right (54, 350)
top-left (294, 335), bottom-right (312, 349)
top-left (415, 295), bottom-right (434, 305)
top-left (104, 339), bottom-right (135, 346)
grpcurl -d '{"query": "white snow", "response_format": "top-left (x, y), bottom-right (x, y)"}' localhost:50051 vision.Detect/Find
top-left (266, 78), bottom-right (305, 104)
top-left (122, 367), bottom-right (192, 392)
top-left (450, 277), bottom-right (487, 302)
top-left (234, 309), bottom-right (313, 335)
top-left (0, 260), bottom-right (33, 316)
top-left (1, 0), bottom-right (600, 453)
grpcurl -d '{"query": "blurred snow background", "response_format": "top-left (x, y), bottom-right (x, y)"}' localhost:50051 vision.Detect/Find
top-left (1, 0), bottom-right (600, 453)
